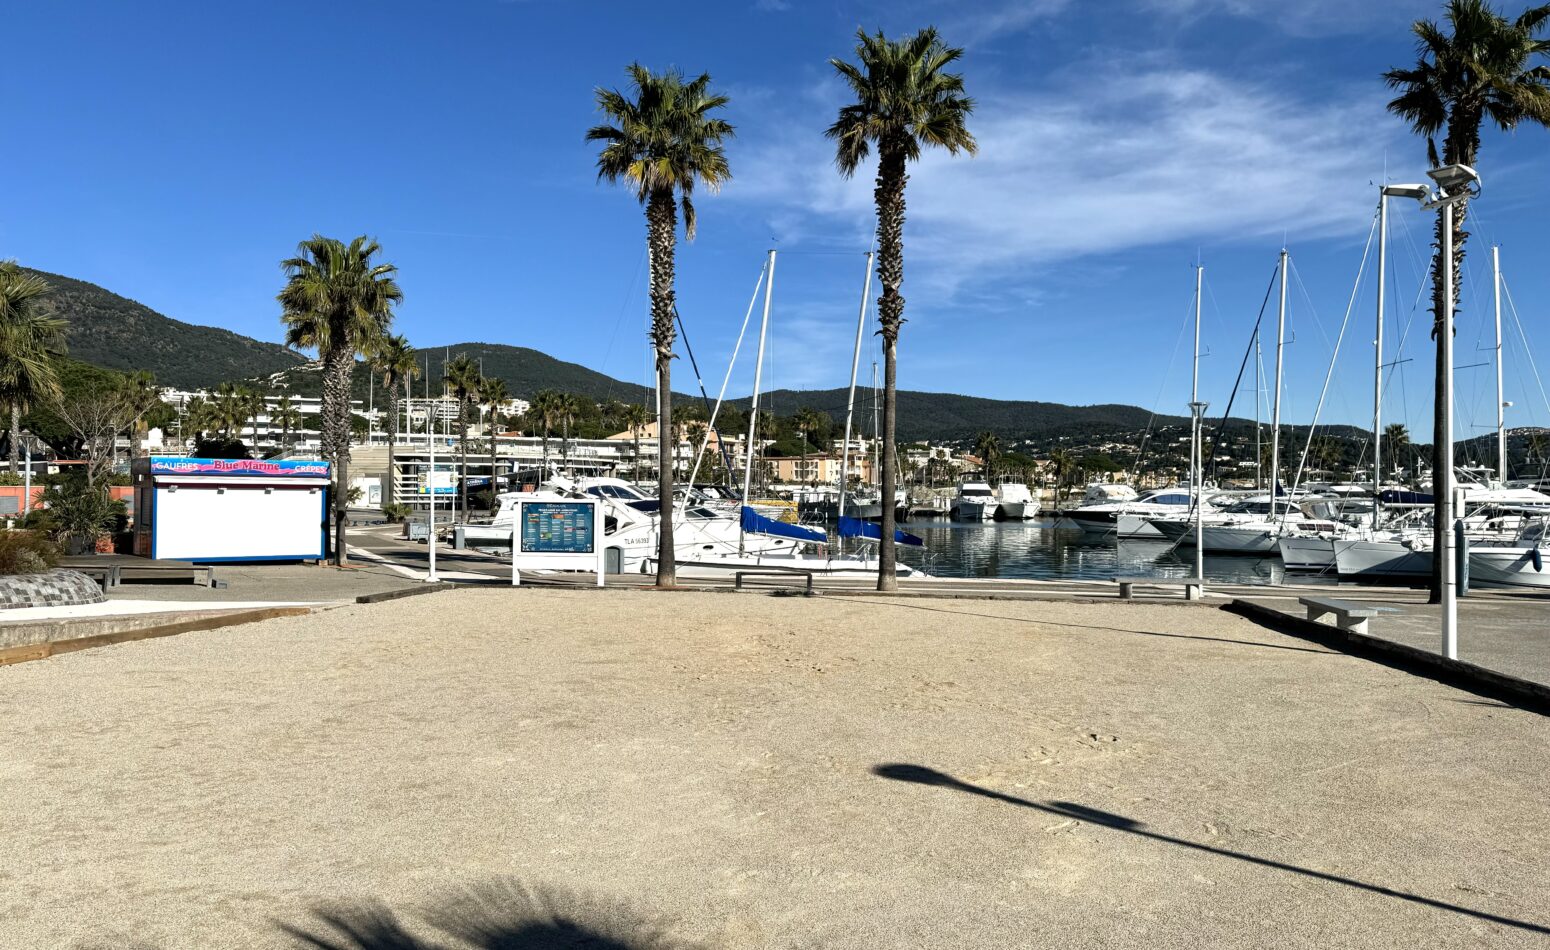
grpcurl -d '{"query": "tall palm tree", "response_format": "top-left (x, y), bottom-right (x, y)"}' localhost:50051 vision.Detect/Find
top-left (530, 389), bottom-right (562, 473)
top-left (122, 371), bottom-right (161, 462)
top-left (973, 430), bottom-right (1001, 484)
top-left (1384, 422), bottom-right (1413, 482)
top-left (589, 64), bottom-right (734, 588)
top-left (480, 376), bottom-right (511, 512)
top-left (442, 354), bottom-right (483, 519)
top-left (1048, 448), bottom-right (1076, 501)
top-left (370, 334), bottom-right (420, 505)
top-left (792, 406), bottom-right (822, 485)
top-left (273, 395), bottom-right (303, 457)
top-left (620, 402), bottom-right (649, 483)
top-left (0, 262), bottom-right (66, 474)
top-left (828, 28), bottom-right (977, 591)
top-left (557, 392), bottom-right (582, 468)
top-left (278, 234), bottom-right (402, 566)
top-left (1385, 0), bottom-right (1550, 600)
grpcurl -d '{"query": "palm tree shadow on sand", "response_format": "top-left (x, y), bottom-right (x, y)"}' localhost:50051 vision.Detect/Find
top-left (279, 878), bottom-right (701, 950)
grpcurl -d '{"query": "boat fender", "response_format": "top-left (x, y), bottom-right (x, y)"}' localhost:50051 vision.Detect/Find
top-left (1532, 547), bottom-right (1543, 573)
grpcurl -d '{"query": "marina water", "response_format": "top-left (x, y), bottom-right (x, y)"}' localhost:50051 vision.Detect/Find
top-left (887, 519), bottom-right (1339, 586)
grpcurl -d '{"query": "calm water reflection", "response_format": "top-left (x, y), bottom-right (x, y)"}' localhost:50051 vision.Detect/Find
top-left (886, 519), bottom-right (1335, 586)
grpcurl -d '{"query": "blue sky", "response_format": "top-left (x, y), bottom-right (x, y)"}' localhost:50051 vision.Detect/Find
top-left (7, 0), bottom-right (1550, 436)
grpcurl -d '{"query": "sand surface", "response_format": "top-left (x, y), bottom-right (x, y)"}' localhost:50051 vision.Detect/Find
top-left (1, 589), bottom-right (1547, 948)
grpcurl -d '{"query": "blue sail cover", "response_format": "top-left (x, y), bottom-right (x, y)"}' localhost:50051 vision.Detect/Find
top-left (1380, 489), bottom-right (1434, 505)
top-left (741, 506), bottom-right (828, 544)
top-left (837, 516), bottom-right (924, 547)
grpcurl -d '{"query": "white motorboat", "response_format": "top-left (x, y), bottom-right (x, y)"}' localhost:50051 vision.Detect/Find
top-left (1061, 485), bottom-right (1211, 539)
top-left (951, 480), bottom-right (998, 521)
top-left (994, 482), bottom-right (1035, 520)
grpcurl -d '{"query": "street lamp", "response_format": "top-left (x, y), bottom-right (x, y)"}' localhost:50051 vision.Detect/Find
top-left (1386, 165), bottom-right (1478, 660)
top-left (1189, 399), bottom-right (1209, 591)
top-left (1373, 184), bottom-right (1431, 534)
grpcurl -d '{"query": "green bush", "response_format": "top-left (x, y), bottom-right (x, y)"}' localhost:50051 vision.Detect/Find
top-left (380, 502), bottom-right (412, 523)
top-left (0, 530), bottom-right (60, 575)
top-left (41, 479), bottom-right (126, 553)
top-left (0, 473), bottom-right (22, 487)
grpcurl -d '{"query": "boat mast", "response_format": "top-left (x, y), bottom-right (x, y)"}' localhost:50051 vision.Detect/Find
top-left (1192, 264), bottom-right (1204, 581)
top-left (740, 249), bottom-right (777, 550)
top-left (1255, 327), bottom-right (1262, 491)
top-left (1374, 196), bottom-right (1387, 531)
top-left (1494, 245), bottom-right (1506, 485)
top-left (1270, 249), bottom-right (1288, 522)
top-left (838, 251), bottom-right (873, 522)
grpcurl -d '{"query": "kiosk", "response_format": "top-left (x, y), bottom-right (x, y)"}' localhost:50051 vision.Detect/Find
top-left (510, 497), bottom-right (605, 586)
top-left (132, 457), bottom-right (330, 562)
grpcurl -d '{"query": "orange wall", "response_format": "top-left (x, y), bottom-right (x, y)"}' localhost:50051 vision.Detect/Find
top-left (1, 485), bottom-right (134, 518)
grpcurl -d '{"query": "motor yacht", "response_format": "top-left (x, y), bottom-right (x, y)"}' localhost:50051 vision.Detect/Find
top-left (994, 482), bottom-right (1035, 520)
top-left (950, 480), bottom-right (998, 521)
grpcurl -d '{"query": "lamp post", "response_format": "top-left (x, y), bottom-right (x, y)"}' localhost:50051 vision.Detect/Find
top-left (1419, 164), bottom-right (1480, 660)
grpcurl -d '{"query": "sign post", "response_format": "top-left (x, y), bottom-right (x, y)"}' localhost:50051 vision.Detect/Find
top-left (510, 498), bottom-right (605, 587)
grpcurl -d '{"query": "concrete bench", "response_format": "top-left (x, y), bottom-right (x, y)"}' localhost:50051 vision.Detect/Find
top-left (735, 570), bottom-right (815, 594)
top-left (1114, 576), bottom-right (1205, 601)
top-left (1298, 596), bottom-right (1380, 635)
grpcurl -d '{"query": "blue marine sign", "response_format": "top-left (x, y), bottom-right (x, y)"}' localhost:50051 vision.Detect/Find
top-left (520, 502), bottom-right (595, 554)
top-left (148, 457), bottom-right (330, 478)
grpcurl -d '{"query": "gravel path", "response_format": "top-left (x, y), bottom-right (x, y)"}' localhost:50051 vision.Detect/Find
top-left (1, 589), bottom-right (1546, 948)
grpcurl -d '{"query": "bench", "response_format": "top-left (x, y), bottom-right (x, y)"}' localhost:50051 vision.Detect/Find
top-left (735, 570), bottom-right (816, 594)
top-left (1298, 596), bottom-right (1381, 635)
top-left (1114, 576), bottom-right (1205, 601)
top-left (70, 563), bottom-right (122, 590)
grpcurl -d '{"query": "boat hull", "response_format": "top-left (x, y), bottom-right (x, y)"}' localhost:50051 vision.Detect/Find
top-left (1147, 518), bottom-right (1278, 554)
top-left (1277, 535), bottom-right (1336, 572)
top-left (1468, 546), bottom-right (1550, 589)
top-left (1334, 539), bottom-right (1431, 579)
top-left (951, 501), bottom-right (997, 522)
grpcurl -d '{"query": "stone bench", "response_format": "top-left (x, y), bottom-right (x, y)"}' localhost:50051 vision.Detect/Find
top-left (1114, 576), bottom-right (1205, 601)
top-left (1298, 596), bottom-right (1382, 635)
top-left (735, 570), bottom-right (815, 594)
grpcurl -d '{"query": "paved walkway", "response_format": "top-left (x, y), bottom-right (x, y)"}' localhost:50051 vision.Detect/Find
top-left (1, 589), bottom-right (1545, 948)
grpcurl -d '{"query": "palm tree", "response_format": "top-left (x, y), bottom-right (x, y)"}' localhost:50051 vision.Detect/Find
top-left (530, 389), bottom-right (562, 473)
top-left (589, 64), bottom-right (734, 588)
top-left (0, 262), bottom-right (66, 474)
top-left (370, 334), bottom-right (419, 505)
top-left (278, 234), bottom-right (402, 566)
top-left (1384, 422), bottom-right (1413, 481)
top-left (272, 395), bottom-right (303, 456)
top-left (442, 354), bottom-right (483, 519)
top-left (620, 402), bottom-right (649, 483)
top-left (557, 392), bottom-right (582, 468)
top-left (973, 430), bottom-right (1001, 484)
top-left (1385, 0), bottom-right (1550, 599)
top-left (792, 406), bottom-right (822, 485)
top-left (1048, 448), bottom-right (1076, 501)
top-left (121, 371), bottom-right (161, 462)
top-left (480, 376), bottom-right (511, 513)
top-left (828, 28), bottom-right (977, 591)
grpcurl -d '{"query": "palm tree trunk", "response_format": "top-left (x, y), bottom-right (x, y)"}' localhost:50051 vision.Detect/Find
top-left (8, 404), bottom-right (20, 475)
top-left (873, 145), bottom-right (908, 592)
top-left (647, 190), bottom-right (678, 587)
top-left (633, 429), bottom-right (641, 485)
top-left (458, 400), bottom-right (469, 519)
top-left (321, 343), bottom-right (353, 566)
top-left (488, 406), bottom-right (499, 515)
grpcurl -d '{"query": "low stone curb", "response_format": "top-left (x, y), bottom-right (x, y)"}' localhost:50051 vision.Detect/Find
top-left (1227, 599), bottom-right (1550, 716)
top-left (0, 606), bottom-right (316, 667)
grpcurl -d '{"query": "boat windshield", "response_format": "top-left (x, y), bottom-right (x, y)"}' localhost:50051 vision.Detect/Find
top-left (961, 488), bottom-right (994, 497)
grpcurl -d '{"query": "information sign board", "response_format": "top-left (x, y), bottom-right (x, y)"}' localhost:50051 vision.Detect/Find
top-left (520, 501), bottom-right (595, 553)
top-left (510, 498), bottom-right (605, 587)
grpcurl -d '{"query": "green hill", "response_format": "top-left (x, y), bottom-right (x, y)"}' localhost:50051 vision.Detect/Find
top-left (25, 268), bottom-right (304, 388)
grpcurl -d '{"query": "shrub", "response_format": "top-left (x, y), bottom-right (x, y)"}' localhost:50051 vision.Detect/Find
top-left (41, 478), bottom-right (125, 553)
top-left (0, 530), bottom-right (60, 575)
top-left (381, 502), bottom-right (412, 523)
top-left (0, 473), bottom-right (22, 487)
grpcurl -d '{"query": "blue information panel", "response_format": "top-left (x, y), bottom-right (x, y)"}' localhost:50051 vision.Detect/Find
top-left (520, 502), bottom-right (595, 554)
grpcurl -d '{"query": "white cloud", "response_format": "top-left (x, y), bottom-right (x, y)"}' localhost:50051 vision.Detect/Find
top-left (726, 65), bottom-right (1402, 304)
top-left (1138, 0), bottom-right (1436, 36)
